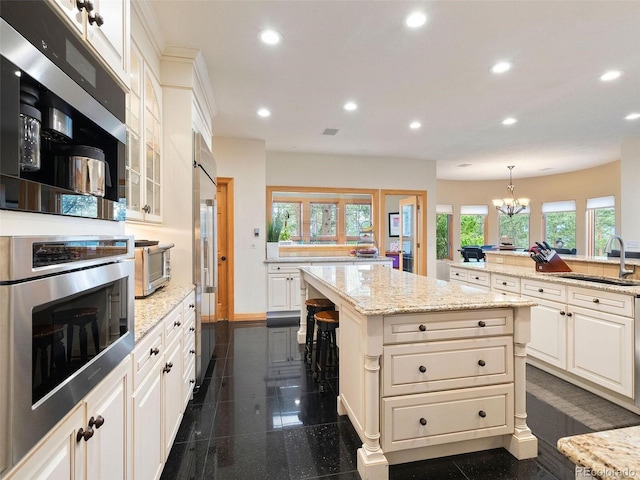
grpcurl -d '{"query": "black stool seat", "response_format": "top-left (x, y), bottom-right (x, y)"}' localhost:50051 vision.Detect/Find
top-left (53, 307), bottom-right (100, 364)
top-left (304, 298), bottom-right (334, 365)
top-left (32, 324), bottom-right (66, 382)
top-left (313, 310), bottom-right (339, 392)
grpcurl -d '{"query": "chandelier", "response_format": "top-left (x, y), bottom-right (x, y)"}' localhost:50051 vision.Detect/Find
top-left (492, 165), bottom-right (530, 217)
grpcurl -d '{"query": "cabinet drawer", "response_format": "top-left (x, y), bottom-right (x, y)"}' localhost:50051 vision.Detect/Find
top-left (383, 309), bottom-right (513, 344)
top-left (132, 325), bottom-right (163, 390)
top-left (467, 270), bottom-right (491, 288)
top-left (382, 384), bottom-right (514, 452)
top-left (449, 267), bottom-right (468, 282)
top-left (491, 274), bottom-right (521, 294)
top-left (164, 304), bottom-right (183, 344)
top-left (521, 278), bottom-right (566, 302)
top-left (383, 337), bottom-right (513, 396)
top-left (268, 263), bottom-right (309, 274)
top-left (567, 286), bottom-right (634, 318)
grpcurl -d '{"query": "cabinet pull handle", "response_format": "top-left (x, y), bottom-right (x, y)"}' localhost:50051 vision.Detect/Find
top-left (538, 288), bottom-right (544, 293)
top-left (190, 379), bottom-right (196, 384)
top-left (174, 321), bottom-right (182, 327)
top-left (478, 321), bottom-right (486, 327)
top-left (88, 11), bottom-right (104, 27)
top-left (419, 365), bottom-right (426, 373)
top-left (478, 360), bottom-right (486, 367)
top-left (478, 410), bottom-right (487, 418)
top-left (567, 312), bottom-right (573, 317)
top-left (593, 298), bottom-right (600, 303)
top-left (419, 418), bottom-right (427, 426)
top-left (502, 281), bottom-right (507, 285)
top-left (150, 347), bottom-right (160, 356)
top-left (190, 327), bottom-right (196, 332)
top-left (418, 324), bottom-right (426, 332)
top-left (163, 362), bottom-right (173, 373)
top-left (190, 349), bottom-right (196, 354)
top-left (76, 0), bottom-right (94, 12)
top-left (76, 427), bottom-right (94, 442)
top-left (475, 276), bottom-right (480, 280)
top-left (88, 415), bottom-right (105, 429)
top-left (560, 311), bottom-right (566, 315)
top-left (455, 272), bottom-right (460, 276)
top-left (189, 303), bottom-right (195, 309)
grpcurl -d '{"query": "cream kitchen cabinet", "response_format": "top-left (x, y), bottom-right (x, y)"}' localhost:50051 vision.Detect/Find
top-left (448, 266), bottom-right (490, 291)
top-left (267, 263), bottom-right (309, 312)
top-left (46, 0), bottom-right (130, 87)
top-left (4, 358), bottom-right (131, 480)
top-left (490, 274), bottom-right (521, 296)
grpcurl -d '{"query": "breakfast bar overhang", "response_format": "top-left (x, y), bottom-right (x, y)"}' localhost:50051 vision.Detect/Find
top-left (298, 264), bottom-right (538, 480)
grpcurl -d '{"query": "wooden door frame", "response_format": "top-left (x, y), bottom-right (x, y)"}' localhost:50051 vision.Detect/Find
top-left (217, 177), bottom-right (235, 321)
top-left (380, 189), bottom-right (428, 275)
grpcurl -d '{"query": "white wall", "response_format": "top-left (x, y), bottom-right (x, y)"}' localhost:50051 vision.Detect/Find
top-left (213, 137), bottom-right (267, 316)
top-left (621, 137), bottom-right (640, 249)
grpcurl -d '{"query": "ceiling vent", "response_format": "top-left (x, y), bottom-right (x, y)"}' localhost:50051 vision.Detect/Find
top-left (322, 128), bottom-right (339, 136)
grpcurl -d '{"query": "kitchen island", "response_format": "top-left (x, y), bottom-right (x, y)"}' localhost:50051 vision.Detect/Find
top-left (299, 264), bottom-right (538, 480)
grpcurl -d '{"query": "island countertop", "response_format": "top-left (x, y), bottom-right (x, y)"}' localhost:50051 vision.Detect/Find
top-left (300, 264), bottom-right (535, 316)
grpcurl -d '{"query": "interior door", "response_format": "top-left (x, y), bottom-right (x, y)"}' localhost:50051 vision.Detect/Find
top-left (216, 180), bottom-right (229, 320)
top-left (399, 197), bottom-right (418, 274)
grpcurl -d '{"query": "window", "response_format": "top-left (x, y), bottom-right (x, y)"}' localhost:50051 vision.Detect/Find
top-left (499, 210), bottom-right (530, 248)
top-left (436, 205), bottom-right (453, 260)
top-left (542, 200), bottom-right (576, 250)
top-left (268, 187), bottom-right (376, 245)
top-left (460, 205), bottom-right (488, 247)
top-left (586, 195), bottom-right (615, 256)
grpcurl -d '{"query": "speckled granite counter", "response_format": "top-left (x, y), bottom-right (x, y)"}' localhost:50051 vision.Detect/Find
top-left (450, 261), bottom-right (640, 296)
top-left (264, 256), bottom-right (391, 264)
top-left (300, 264), bottom-right (535, 316)
top-left (134, 283), bottom-right (195, 341)
top-left (557, 426), bottom-right (640, 479)
top-left (484, 250), bottom-right (640, 267)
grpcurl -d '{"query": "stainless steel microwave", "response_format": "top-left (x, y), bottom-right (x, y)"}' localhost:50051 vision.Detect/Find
top-left (134, 242), bottom-right (174, 298)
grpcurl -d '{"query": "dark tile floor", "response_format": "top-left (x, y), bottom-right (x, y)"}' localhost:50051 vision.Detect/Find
top-left (160, 321), bottom-right (597, 480)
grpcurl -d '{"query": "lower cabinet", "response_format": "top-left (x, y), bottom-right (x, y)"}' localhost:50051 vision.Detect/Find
top-left (527, 298), bottom-right (568, 369)
top-left (4, 358), bottom-right (131, 480)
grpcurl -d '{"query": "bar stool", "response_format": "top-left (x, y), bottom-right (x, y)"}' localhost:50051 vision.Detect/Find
top-left (32, 324), bottom-right (66, 382)
top-left (304, 298), bottom-right (334, 365)
top-left (53, 307), bottom-right (100, 364)
top-left (313, 310), bottom-right (339, 392)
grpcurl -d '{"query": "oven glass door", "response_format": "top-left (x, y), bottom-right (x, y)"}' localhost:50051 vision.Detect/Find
top-left (148, 250), bottom-right (165, 284)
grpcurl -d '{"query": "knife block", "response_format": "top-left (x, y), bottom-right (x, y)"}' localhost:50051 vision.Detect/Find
top-left (535, 253), bottom-right (572, 272)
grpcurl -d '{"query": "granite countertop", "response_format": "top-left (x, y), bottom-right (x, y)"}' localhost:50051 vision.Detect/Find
top-left (134, 283), bottom-right (195, 341)
top-left (300, 265), bottom-right (535, 316)
top-left (450, 262), bottom-right (640, 295)
top-left (557, 426), bottom-right (640, 480)
top-left (484, 250), bottom-right (640, 267)
top-left (264, 256), bottom-right (391, 264)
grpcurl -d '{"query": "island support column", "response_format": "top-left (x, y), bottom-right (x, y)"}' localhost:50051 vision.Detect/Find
top-left (505, 306), bottom-right (538, 458)
top-left (297, 280), bottom-right (308, 344)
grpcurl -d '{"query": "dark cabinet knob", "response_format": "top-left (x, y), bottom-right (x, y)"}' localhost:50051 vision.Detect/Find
top-left (88, 415), bottom-right (105, 429)
top-left (567, 312), bottom-right (573, 317)
top-left (560, 311), bottom-right (566, 315)
top-left (163, 362), bottom-right (173, 373)
top-left (190, 327), bottom-right (196, 332)
top-left (418, 365), bottom-right (426, 373)
top-left (190, 379), bottom-right (196, 384)
top-left (478, 410), bottom-right (487, 418)
top-left (150, 347), bottom-right (160, 356)
top-left (189, 303), bottom-right (195, 309)
top-left (593, 298), bottom-right (600, 303)
top-left (142, 204), bottom-right (151, 213)
top-left (478, 321), bottom-right (486, 327)
top-left (76, 426), bottom-right (94, 442)
top-left (88, 12), bottom-right (104, 27)
top-left (418, 324), bottom-right (426, 332)
top-left (475, 276), bottom-right (480, 280)
top-left (221, 256), bottom-right (227, 261)
top-left (455, 272), bottom-right (460, 276)
top-left (538, 288), bottom-right (544, 293)
top-left (478, 360), bottom-right (486, 367)
top-left (190, 349), bottom-right (196, 354)
top-left (174, 321), bottom-right (182, 327)
top-left (419, 418), bottom-right (427, 426)
top-left (76, 0), bottom-right (94, 12)
top-left (502, 281), bottom-right (507, 285)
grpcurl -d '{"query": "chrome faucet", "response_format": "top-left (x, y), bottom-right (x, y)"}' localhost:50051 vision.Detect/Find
top-left (604, 235), bottom-right (635, 278)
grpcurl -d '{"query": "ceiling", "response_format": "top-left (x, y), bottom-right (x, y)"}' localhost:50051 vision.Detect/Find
top-left (146, 0), bottom-right (640, 181)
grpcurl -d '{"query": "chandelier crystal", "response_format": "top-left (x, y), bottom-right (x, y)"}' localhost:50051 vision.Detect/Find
top-left (492, 165), bottom-right (530, 217)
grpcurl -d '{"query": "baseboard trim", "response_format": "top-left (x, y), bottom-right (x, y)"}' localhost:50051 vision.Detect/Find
top-left (232, 312), bottom-right (267, 321)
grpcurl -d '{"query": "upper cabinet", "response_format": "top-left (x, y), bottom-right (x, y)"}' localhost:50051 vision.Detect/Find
top-left (125, 44), bottom-right (163, 223)
top-left (47, 0), bottom-right (130, 88)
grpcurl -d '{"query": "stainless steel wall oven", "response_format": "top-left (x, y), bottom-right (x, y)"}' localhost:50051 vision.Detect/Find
top-left (0, 1), bottom-right (126, 221)
top-left (0, 236), bottom-right (134, 473)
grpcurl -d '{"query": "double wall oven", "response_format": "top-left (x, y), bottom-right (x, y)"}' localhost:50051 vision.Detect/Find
top-left (0, 236), bottom-right (134, 473)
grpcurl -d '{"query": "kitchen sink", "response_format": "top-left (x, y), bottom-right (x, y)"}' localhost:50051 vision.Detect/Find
top-left (555, 273), bottom-right (640, 287)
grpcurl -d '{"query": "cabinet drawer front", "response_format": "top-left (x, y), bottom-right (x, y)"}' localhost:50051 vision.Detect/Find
top-left (132, 326), bottom-right (163, 390)
top-left (382, 384), bottom-right (514, 452)
top-left (164, 305), bottom-right (183, 343)
top-left (467, 271), bottom-right (490, 287)
top-left (268, 263), bottom-right (308, 274)
top-left (384, 309), bottom-right (513, 344)
top-left (568, 286), bottom-right (633, 317)
top-left (383, 337), bottom-right (513, 396)
top-left (449, 267), bottom-right (468, 282)
top-left (521, 279), bottom-right (566, 302)
top-left (491, 274), bottom-right (521, 294)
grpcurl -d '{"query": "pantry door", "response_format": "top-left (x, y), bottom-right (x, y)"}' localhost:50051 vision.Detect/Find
top-left (399, 197), bottom-right (419, 274)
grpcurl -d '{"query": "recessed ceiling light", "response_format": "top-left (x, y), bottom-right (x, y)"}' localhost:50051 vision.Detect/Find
top-left (405, 12), bottom-right (427, 28)
top-left (409, 121), bottom-right (421, 129)
top-left (457, 163), bottom-right (472, 168)
top-left (625, 113), bottom-right (640, 120)
top-left (257, 108), bottom-right (271, 118)
top-left (600, 70), bottom-right (622, 81)
top-left (343, 102), bottom-right (358, 111)
top-left (502, 117), bottom-right (517, 126)
top-left (260, 29), bottom-right (282, 45)
top-left (490, 61), bottom-right (513, 74)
